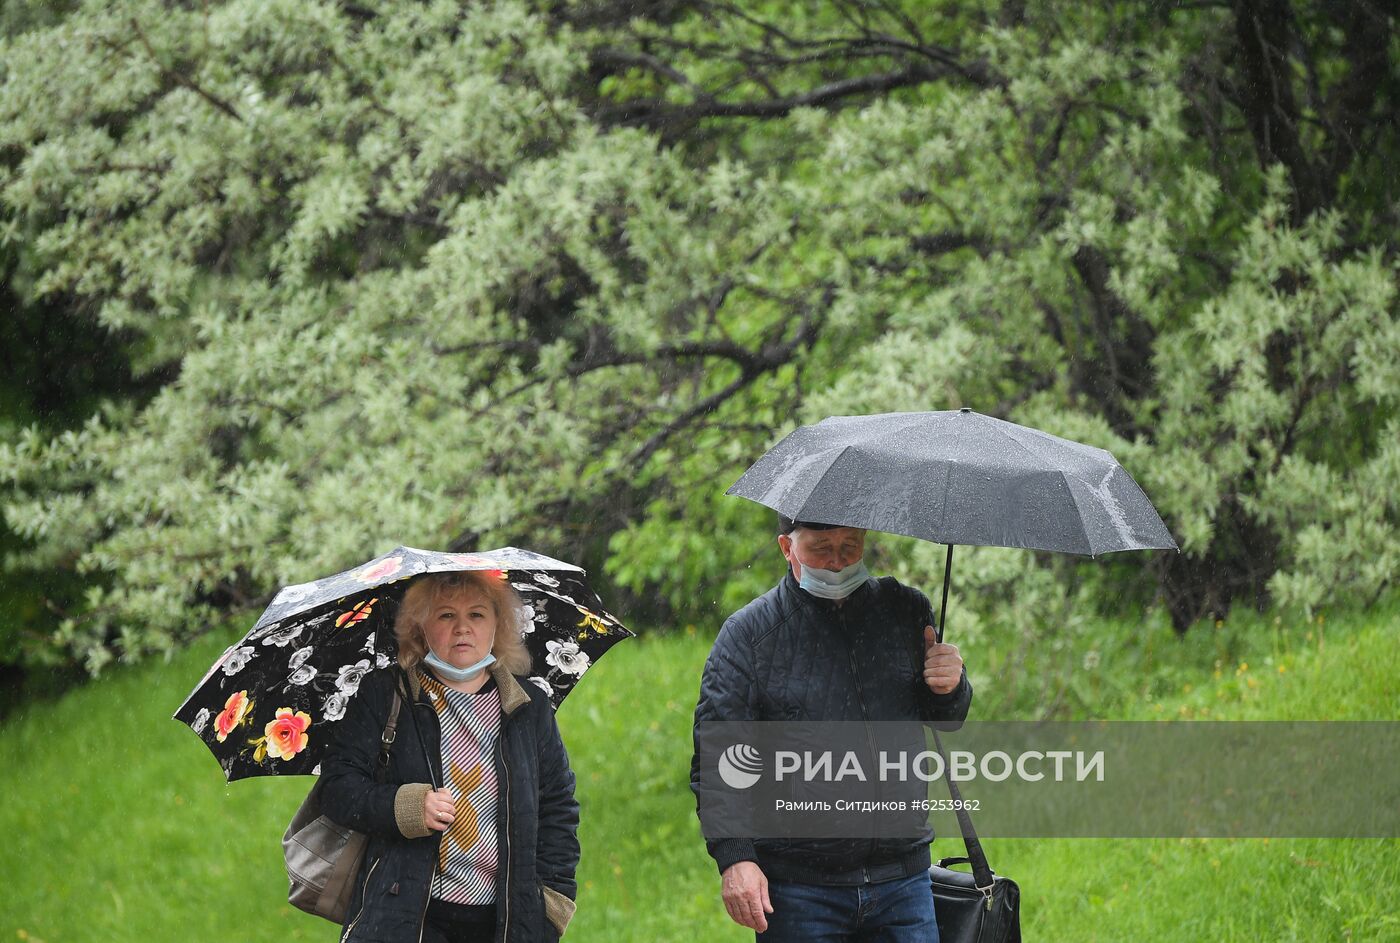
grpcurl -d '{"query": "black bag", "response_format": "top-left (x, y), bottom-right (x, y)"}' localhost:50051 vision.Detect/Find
top-left (929, 730), bottom-right (1021, 943)
top-left (930, 855), bottom-right (1020, 943)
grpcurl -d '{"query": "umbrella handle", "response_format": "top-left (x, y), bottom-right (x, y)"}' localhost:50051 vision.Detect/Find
top-left (936, 544), bottom-right (954, 645)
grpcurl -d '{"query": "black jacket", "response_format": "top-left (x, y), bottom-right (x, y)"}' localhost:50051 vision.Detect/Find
top-left (320, 663), bottom-right (579, 942)
top-left (691, 572), bottom-right (972, 881)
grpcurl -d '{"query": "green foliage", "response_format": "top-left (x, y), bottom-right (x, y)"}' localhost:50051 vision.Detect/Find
top-left (0, 238), bottom-right (156, 693)
top-left (0, 1), bottom-right (1395, 677)
top-left (1155, 177), bottom-right (1398, 614)
top-left (0, 0), bottom-right (809, 673)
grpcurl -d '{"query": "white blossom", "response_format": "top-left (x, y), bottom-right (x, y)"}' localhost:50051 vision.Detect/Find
top-left (272, 581), bottom-right (318, 608)
top-left (322, 692), bottom-right (349, 722)
top-left (262, 624), bottom-right (304, 648)
top-left (222, 646), bottom-right (256, 675)
top-left (335, 659), bottom-right (373, 694)
top-left (544, 640), bottom-right (589, 676)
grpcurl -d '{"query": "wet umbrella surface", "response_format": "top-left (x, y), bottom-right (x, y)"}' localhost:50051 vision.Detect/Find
top-left (174, 545), bottom-right (632, 781)
top-left (729, 409), bottom-right (1177, 556)
top-left (728, 409), bottom-right (1177, 636)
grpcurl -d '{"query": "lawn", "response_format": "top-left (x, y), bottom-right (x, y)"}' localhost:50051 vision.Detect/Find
top-left (2, 602), bottom-right (1396, 942)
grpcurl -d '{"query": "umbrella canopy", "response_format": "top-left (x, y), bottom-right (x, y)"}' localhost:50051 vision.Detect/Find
top-left (727, 409), bottom-right (1177, 557)
top-left (174, 545), bottom-right (632, 781)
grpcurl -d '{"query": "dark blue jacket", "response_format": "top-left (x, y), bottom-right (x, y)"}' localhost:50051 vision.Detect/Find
top-left (692, 572), bottom-right (972, 881)
top-left (320, 664), bottom-right (579, 942)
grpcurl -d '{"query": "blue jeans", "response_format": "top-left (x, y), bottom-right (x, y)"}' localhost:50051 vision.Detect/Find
top-left (758, 871), bottom-right (938, 943)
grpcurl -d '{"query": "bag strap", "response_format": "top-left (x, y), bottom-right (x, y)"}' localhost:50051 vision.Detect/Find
top-left (395, 665), bottom-right (443, 790)
top-left (932, 727), bottom-right (996, 905)
top-left (931, 556), bottom-right (995, 903)
top-left (375, 684), bottom-right (403, 783)
top-left (929, 548), bottom-right (996, 901)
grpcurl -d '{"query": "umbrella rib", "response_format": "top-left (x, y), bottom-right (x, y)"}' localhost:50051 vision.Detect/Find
top-left (993, 423), bottom-right (1164, 553)
top-left (989, 421), bottom-right (1117, 554)
top-left (791, 445), bottom-right (855, 524)
top-left (984, 418), bottom-right (1056, 468)
top-left (1056, 469), bottom-right (1099, 557)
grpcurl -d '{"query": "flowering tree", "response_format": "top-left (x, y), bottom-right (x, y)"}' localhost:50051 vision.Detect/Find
top-left (0, 0), bottom-right (1394, 679)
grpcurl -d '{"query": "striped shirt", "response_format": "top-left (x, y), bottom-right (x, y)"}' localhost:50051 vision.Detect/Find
top-left (419, 670), bottom-right (502, 905)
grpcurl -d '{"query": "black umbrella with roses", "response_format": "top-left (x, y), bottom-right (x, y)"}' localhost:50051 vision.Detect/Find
top-left (174, 546), bottom-right (633, 781)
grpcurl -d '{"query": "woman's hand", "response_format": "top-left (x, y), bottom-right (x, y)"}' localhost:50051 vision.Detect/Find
top-left (423, 787), bottom-right (456, 832)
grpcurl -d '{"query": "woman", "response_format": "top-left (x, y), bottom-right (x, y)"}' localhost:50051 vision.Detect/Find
top-left (321, 570), bottom-right (580, 942)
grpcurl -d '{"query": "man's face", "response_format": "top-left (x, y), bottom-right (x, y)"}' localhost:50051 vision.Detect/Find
top-left (778, 525), bottom-right (866, 580)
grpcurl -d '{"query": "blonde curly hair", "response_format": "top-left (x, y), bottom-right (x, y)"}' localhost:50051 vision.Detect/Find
top-left (394, 571), bottom-right (532, 675)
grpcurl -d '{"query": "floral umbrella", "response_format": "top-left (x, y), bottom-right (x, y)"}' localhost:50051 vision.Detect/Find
top-left (173, 546), bottom-right (633, 781)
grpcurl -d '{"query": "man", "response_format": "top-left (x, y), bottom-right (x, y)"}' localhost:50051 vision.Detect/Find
top-left (691, 516), bottom-right (971, 941)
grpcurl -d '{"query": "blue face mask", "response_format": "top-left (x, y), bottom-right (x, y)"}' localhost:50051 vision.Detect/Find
top-left (423, 649), bottom-right (496, 683)
top-left (798, 559), bottom-right (870, 600)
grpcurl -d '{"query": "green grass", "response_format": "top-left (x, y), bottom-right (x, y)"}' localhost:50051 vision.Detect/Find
top-left (2, 604), bottom-right (1397, 942)
top-left (982, 603), bottom-right (1400, 941)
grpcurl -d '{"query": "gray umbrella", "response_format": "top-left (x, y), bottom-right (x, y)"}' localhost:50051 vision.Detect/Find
top-left (727, 408), bottom-right (1177, 638)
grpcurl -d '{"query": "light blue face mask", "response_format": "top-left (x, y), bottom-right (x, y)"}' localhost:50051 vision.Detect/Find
top-left (423, 649), bottom-right (496, 683)
top-left (797, 559), bottom-right (870, 600)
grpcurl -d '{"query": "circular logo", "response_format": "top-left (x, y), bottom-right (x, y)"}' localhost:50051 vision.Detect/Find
top-left (718, 743), bottom-right (763, 789)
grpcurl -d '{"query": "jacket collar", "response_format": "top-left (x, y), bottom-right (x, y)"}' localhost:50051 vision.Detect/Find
top-left (490, 661), bottom-right (531, 715)
top-left (406, 660), bottom-right (531, 716)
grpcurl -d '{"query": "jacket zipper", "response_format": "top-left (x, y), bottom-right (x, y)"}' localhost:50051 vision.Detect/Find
top-left (415, 876), bottom-right (430, 943)
top-left (414, 695), bottom-right (442, 943)
top-left (497, 728), bottom-right (512, 943)
top-left (341, 856), bottom-right (381, 943)
top-left (837, 606), bottom-right (882, 873)
top-left (408, 677), bottom-right (514, 942)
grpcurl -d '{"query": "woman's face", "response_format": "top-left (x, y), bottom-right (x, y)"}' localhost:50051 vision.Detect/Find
top-left (422, 587), bottom-right (497, 670)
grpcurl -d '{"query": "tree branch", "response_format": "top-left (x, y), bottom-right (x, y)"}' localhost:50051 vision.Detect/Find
top-left (1230, 0), bottom-right (1321, 219)
top-left (910, 231), bottom-right (989, 257)
top-left (129, 18), bottom-right (242, 123)
top-left (625, 287), bottom-right (831, 467)
top-left (598, 63), bottom-right (940, 128)
top-left (1070, 245), bottom-right (1157, 436)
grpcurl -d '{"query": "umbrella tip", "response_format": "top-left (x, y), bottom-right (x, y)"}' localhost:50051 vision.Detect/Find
top-left (959, 406), bottom-right (971, 413)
